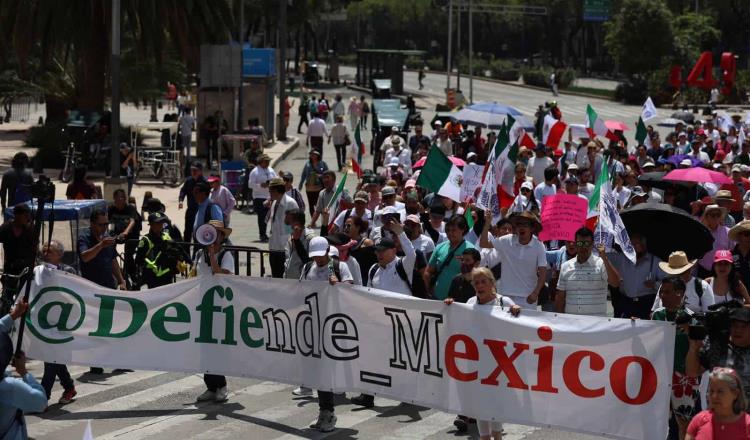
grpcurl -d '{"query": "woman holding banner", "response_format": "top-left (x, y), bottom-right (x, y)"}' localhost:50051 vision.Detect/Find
top-left (0, 301), bottom-right (48, 439)
top-left (445, 267), bottom-right (520, 439)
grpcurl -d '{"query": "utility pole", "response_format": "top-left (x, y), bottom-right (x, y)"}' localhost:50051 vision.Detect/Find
top-left (110, 0), bottom-right (121, 177)
top-left (456, 4), bottom-right (461, 91)
top-left (277, 0), bottom-right (287, 140)
top-left (446, 0), bottom-right (453, 91)
top-left (468, 0), bottom-right (473, 103)
top-left (238, 0), bottom-right (244, 131)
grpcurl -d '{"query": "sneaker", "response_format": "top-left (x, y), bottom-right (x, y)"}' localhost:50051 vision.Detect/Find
top-left (196, 390), bottom-right (216, 402)
top-left (88, 367), bottom-right (104, 375)
top-left (453, 415), bottom-right (468, 433)
top-left (292, 386), bottom-right (313, 396)
top-left (58, 388), bottom-right (77, 405)
top-left (310, 410), bottom-right (336, 432)
top-left (214, 386), bottom-right (228, 402)
top-left (350, 394), bottom-right (374, 408)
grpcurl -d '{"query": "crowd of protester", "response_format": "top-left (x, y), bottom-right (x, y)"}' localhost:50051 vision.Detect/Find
top-left (2, 101), bottom-right (750, 439)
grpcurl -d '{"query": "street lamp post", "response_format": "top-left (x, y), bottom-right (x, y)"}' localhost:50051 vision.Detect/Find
top-left (111, 0), bottom-right (121, 176)
top-left (277, 0), bottom-right (287, 141)
top-left (446, 0), bottom-right (453, 91)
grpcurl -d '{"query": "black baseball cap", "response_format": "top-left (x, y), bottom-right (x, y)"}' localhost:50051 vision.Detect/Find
top-left (190, 161), bottom-right (203, 170)
top-left (374, 238), bottom-right (397, 251)
top-left (148, 212), bottom-right (169, 224)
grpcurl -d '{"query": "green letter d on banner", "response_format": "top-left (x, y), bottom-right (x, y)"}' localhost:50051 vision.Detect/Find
top-left (89, 294), bottom-right (147, 338)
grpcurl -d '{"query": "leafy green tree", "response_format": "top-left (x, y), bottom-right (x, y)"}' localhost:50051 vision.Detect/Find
top-left (604, 0), bottom-right (674, 75)
top-left (672, 13), bottom-right (721, 65)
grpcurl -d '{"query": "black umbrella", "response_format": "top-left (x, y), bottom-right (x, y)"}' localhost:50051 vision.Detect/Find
top-left (620, 202), bottom-right (713, 261)
top-left (638, 171), bottom-right (693, 190)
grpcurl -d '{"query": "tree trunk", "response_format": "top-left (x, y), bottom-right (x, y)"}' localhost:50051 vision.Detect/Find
top-left (294, 29), bottom-right (301, 75)
top-left (75, 1), bottom-right (108, 112)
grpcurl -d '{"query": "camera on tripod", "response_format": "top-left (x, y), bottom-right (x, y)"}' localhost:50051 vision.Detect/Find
top-left (30, 175), bottom-right (55, 203)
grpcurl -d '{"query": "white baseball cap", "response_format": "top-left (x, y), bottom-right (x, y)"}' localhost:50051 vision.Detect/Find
top-left (521, 181), bottom-right (534, 191)
top-left (308, 237), bottom-right (329, 257)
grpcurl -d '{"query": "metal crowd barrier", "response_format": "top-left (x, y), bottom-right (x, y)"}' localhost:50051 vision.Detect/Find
top-left (123, 240), bottom-right (272, 281)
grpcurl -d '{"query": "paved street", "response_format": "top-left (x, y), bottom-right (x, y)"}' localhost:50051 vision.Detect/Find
top-left (19, 80), bottom-right (641, 439)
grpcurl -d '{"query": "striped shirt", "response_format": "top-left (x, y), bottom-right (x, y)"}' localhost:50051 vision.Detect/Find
top-left (557, 254), bottom-right (609, 316)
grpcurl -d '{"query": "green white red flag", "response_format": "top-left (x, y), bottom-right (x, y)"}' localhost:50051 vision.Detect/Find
top-left (585, 104), bottom-right (618, 141)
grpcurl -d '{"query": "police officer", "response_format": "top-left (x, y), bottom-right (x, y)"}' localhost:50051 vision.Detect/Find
top-left (135, 212), bottom-right (186, 288)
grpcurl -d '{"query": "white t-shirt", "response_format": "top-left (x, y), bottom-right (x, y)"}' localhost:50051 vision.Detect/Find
top-left (194, 249), bottom-right (235, 276)
top-left (492, 234), bottom-right (547, 298)
top-left (302, 259), bottom-right (354, 282)
top-left (526, 156), bottom-right (555, 185)
top-left (412, 234), bottom-right (435, 258)
top-left (652, 276), bottom-right (715, 313)
top-left (466, 294), bottom-right (517, 309)
top-left (534, 182), bottom-right (557, 212)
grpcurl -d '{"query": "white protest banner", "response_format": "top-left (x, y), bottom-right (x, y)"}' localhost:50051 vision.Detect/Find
top-left (538, 194), bottom-right (588, 242)
top-left (23, 269), bottom-right (674, 440)
top-left (475, 164), bottom-right (502, 222)
top-left (459, 163), bottom-right (484, 202)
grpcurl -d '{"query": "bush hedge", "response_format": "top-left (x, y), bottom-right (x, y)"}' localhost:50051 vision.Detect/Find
top-left (521, 68), bottom-right (576, 88)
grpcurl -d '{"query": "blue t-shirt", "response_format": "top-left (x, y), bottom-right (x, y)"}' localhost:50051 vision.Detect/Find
top-left (78, 229), bottom-right (117, 288)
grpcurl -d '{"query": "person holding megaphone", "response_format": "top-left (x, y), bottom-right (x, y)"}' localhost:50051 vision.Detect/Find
top-left (193, 220), bottom-right (233, 404)
top-left (0, 301), bottom-right (47, 439)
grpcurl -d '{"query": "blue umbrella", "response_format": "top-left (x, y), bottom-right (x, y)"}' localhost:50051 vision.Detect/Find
top-left (466, 102), bottom-right (524, 116)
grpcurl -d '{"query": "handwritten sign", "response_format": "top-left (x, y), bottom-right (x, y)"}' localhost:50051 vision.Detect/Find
top-left (538, 194), bottom-right (588, 241)
top-left (459, 164), bottom-right (484, 202)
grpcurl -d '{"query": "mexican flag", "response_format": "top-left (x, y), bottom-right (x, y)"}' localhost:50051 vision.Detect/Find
top-left (588, 159), bottom-right (609, 219)
top-left (497, 116), bottom-right (522, 208)
top-left (351, 157), bottom-right (363, 178)
top-left (415, 147), bottom-right (462, 202)
top-left (585, 104), bottom-right (617, 141)
top-left (590, 160), bottom-right (636, 263)
top-left (635, 117), bottom-right (652, 149)
top-left (326, 171), bottom-right (348, 228)
top-left (354, 125), bottom-right (365, 163)
top-left (542, 114), bottom-right (567, 148)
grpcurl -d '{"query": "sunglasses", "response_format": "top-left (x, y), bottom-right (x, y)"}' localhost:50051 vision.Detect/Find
top-left (575, 240), bottom-right (592, 248)
top-left (95, 222), bottom-right (109, 227)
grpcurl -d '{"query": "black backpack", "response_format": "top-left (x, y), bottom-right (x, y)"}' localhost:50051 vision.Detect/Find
top-left (367, 255), bottom-right (429, 299)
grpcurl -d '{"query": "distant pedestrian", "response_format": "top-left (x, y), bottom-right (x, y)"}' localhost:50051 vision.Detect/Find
top-left (307, 114), bottom-right (328, 159)
top-left (178, 161), bottom-right (207, 243)
top-left (329, 115), bottom-right (350, 171)
top-left (208, 175), bottom-right (236, 227)
top-left (418, 68), bottom-right (425, 90)
top-left (248, 154), bottom-right (277, 242)
top-left (360, 96), bottom-right (370, 129)
top-left (268, 178), bottom-right (299, 278)
top-left (281, 172), bottom-right (305, 213)
top-left (550, 70), bottom-right (558, 96)
top-left (297, 95), bottom-right (309, 134)
top-left (298, 151), bottom-right (328, 218)
top-left (179, 108), bottom-right (195, 160)
top-left (0, 152), bottom-right (33, 210)
top-left (348, 96), bottom-right (361, 131)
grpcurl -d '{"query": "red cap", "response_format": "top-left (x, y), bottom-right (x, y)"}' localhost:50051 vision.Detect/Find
top-left (714, 249), bottom-right (734, 264)
top-left (553, 149), bottom-right (563, 157)
top-left (696, 128), bottom-right (706, 136)
top-left (207, 176), bottom-right (220, 183)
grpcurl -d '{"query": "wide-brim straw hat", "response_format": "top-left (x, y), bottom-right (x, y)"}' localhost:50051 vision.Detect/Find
top-left (208, 219), bottom-right (232, 238)
top-left (658, 251), bottom-right (696, 275)
top-left (507, 211), bottom-right (542, 234)
top-left (729, 220), bottom-right (750, 241)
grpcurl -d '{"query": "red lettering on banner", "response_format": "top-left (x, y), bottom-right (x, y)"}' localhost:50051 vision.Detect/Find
top-left (562, 350), bottom-right (605, 398)
top-left (445, 334), bottom-right (478, 382)
top-left (609, 356), bottom-right (658, 405)
top-left (480, 340), bottom-right (529, 389)
top-left (439, 325), bottom-right (661, 405)
top-left (531, 326), bottom-right (558, 393)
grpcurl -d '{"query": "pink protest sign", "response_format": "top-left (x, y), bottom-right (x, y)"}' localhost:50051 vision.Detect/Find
top-left (538, 194), bottom-right (588, 241)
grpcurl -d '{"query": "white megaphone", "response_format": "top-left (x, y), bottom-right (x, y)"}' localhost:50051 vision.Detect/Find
top-left (195, 223), bottom-right (218, 246)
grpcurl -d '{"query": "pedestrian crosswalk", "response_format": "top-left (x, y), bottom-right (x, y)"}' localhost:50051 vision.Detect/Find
top-left (20, 360), bottom-right (566, 440)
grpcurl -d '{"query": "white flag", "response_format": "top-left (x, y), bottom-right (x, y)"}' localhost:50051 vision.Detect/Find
top-left (641, 97), bottom-right (657, 121)
top-left (595, 184), bottom-right (636, 264)
top-left (476, 164), bottom-right (502, 223)
top-left (83, 420), bottom-right (95, 440)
